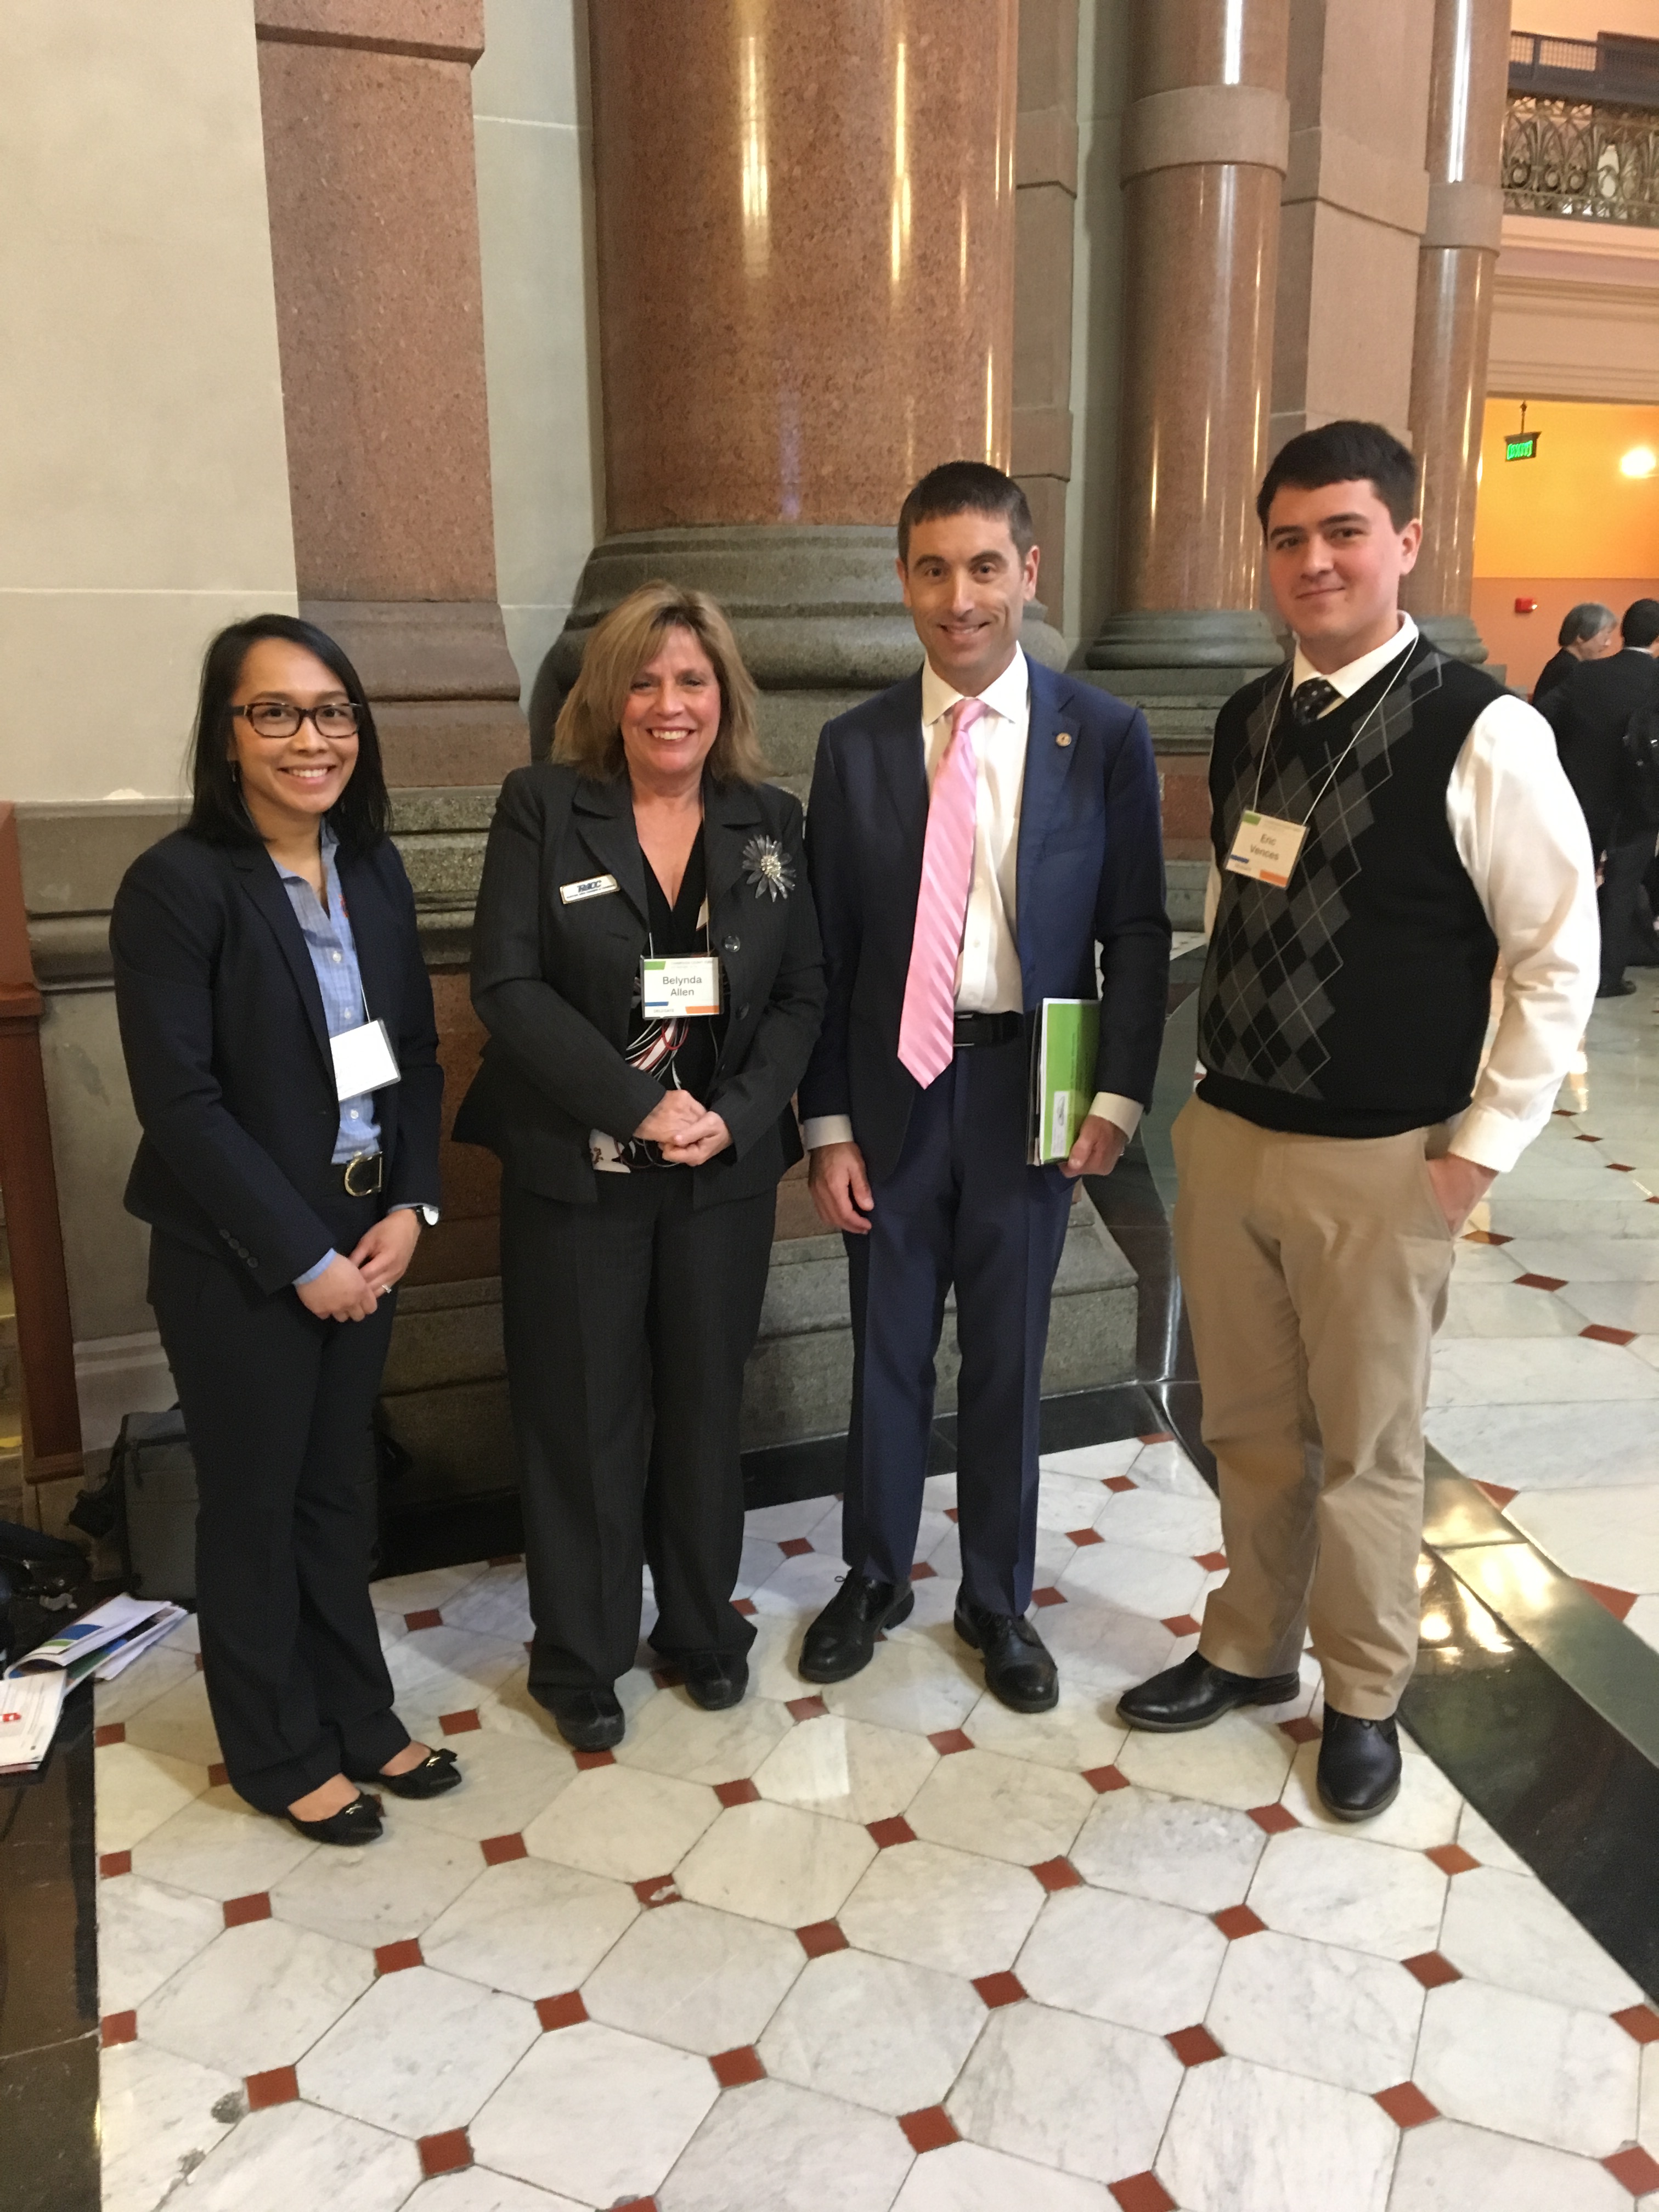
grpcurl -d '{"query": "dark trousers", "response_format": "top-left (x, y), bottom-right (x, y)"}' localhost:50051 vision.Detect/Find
top-left (148, 1206), bottom-right (407, 1814)
top-left (500, 1172), bottom-right (775, 1690)
top-left (842, 1037), bottom-right (1073, 1616)
top-left (1600, 833), bottom-right (1657, 989)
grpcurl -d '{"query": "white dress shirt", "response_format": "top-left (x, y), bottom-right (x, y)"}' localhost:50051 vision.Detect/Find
top-left (1203, 612), bottom-right (1599, 1173)
top-left (805, 645), bottom-right (1143, 1151)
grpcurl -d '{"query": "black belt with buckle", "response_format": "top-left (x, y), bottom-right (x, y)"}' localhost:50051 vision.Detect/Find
top-left (342, 1153), bottom-right (383, 1198)
top-left (952, 1011), bottom-right (1025, 1049)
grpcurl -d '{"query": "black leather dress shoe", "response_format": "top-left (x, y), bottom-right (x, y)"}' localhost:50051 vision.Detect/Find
top-left (1317, 1709), bottom-right (1402, 1820)
top-left (536, 1684), bottom-right (625, 1752)
top-left (954, 1599), bottom-right (1058, 1713)
top-left (798, 1576), bottom-right (915, 1683)
top-left (684, 1651), bottom-right (749, 1711)
top-left (345, 1746), bottom-right (462, 1800)
top-left (284, 1790), bottom-right (383, 1846)
top-left (1117, 1650), bottom-right (1302, 1732)
top-left (1598, 978), bottom-right (1638, 998)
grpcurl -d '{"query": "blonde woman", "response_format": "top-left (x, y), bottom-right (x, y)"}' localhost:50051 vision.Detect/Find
top-left (456, 584), bottom-right (825, 1750)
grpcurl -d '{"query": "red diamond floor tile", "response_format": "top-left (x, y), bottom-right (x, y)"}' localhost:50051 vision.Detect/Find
top-left (910, 1561), bottom-right (938, 1581)
top-left (1068, 1528), bottom-right (1105, 1547)
top-left (1109, 2176), bottom-right (1177, 2212)
top-left (439, 1709), bottom-right (482, 1735)
top-left (418, 2129), bottom-right (473, 2178)
top-left (100, 2012), bottom-right (137, 2047)
top-left (1138, 1431), bottom-right (1175, 1444)
top-left (487, 1553), bottom-right (523, 1567)
top-left (573, 1749), bottom-right (617, 1771)
top-left (1104, 1474), bottom-right (1138, 1493)
top-left (899, 2107), bottom-right (960, 2153)
top-left (796, 1921), bottom-right (850, 1957)
top-left (928, 1730), bottom-right (975, 1756)
top-left (1426, 1844), bottom-right (1480, 1876)
top-left (1030, 1587), bottom-right (1066, 1607)
top-left (1583, 1581), bottom-right (1639, 1622)
top-left (1194, 1550), bottom-right (1227, 1572)
top-left (1374, 2083), bottom-right (1438, 2129)
top-left (245, 2066), bottom-right (300, 2111)
top-left (481, 1835), bottom-right (528, 1866)
top-left (1166, 2024), bottom-right (1224, 2067)
top-left (94, 1723), bottom-right (125, 1748)
top-left (1085, 1764), bottom-right (1131, 1793)
top-left (945, 1506), bottom-right (960, 1521)
top-left (1473, 1482), bottom-right (1518, 1509)
top-left (1402, 1951), bottom-right (1462, 1989)
top-left (1030, 1857), bottom-right (1085, 1892)
top-left (375, 1939), bottom-right (424, 1975)
top-left (1213, 1904), bottom-right (1266, 1940)
top-left (972, 1972), bottom-right (1027, 2008)
top-left (1513, 1274), bottom-right (1566, 1293)
top-left (403, 1609), bottom-right (443, 1631)
top-left (714, 1780), bottom-right (760, 1808)
top-left (207, 1763), bottom-right (229, 1788)
top-left (1604, 2146), bottom-right (1659, 2195)
top-left (194, 1654), bottom-right (205, 1671)
top-left (634, 1875), bottom-right (681, 1909)
top-left (710, 2046), bottom-right (766, 2088)
top-left (733, 1599), bottom-right (757, 1617)
top-left (1614, 2004), bottom-right (1659, 2044)
top-left (1161, 1614), bottom-right (1202, 1637)
top-left (1462, 1229), bottom-right (1512, 1245)
top-left (1248, 1804), bottom-right (1299, 1835)
top-left (536, 1991), bottom-right (588, 2031)
top-left (868, 1816), bottom-right (917, 1848)
top-left (1582, 1323), bottom-right (1638, 1346)
top-left (777, 1538), bottom-right (814, 1558)
top-left (99, 1852), bottom-right (132, 1880)
top-left (651, 1667), bottom-right (684, 1690)
top-left (223, 1893), bottom-right (272, 1928)
top-left (1575, 1133), bottom-right (1602, 1144)
top-left (786, 1696), bottom-right (828, 1722)
top-left (1279, 1716), bottom-right (1322, 1744)
top-left (1612, 1164), bottom-right (1635, 1173)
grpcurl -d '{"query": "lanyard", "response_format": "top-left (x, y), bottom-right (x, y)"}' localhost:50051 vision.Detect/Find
top-left (1248, 652), bottom-right (1414, 831)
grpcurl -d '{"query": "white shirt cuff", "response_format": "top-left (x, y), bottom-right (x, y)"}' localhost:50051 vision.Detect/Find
top-left (1448, 1105), bottom-right (1531, 1176)
top-left (803, 1115), bottom-right (856, 1149)
top-left (1089, 1093), bottom-right (1143, 1139)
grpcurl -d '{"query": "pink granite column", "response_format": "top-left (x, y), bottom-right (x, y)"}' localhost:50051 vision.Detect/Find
top-left (254, 1), bottom-right (524, 782)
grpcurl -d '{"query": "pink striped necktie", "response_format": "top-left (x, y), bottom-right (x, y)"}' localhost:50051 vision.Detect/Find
top-left (898, 697), bottom-right (985, 1088)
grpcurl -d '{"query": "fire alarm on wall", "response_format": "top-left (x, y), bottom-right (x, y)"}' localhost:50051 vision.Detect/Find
top-left (1515, 597), bottom-right (1538, 613)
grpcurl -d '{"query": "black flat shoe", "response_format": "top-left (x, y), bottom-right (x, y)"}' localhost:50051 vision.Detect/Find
top-left (1117, 1650), bottom-right (1302, 1733)
top-left (682, 1651), bottom-right (749, 1712)
top-left (345, 1746), bottom-right (462, 1800)
top-left (536, 1683), bottom-right (625, 1753)
top-left (1598, 978), bottom-right (1638, 998)
top-left (798, 1575), bottom-right (915, 1683)
top-left (1317, 1709), bottom-right (1402, 1820)
top-left (954, 1599), bottom-right (1059, 1713)
top-left (284, 1790), bottom-right (383, 1846)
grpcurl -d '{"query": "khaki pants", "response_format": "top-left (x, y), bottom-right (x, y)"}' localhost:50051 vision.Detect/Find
top-left (1172, 1096), bottom-right (1457, 1718)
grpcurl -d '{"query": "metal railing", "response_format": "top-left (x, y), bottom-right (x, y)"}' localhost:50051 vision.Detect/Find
top-left (1503, 94), bottom-right (1659, 226)
top-left (1509, 29), bottom-right (1659, 108)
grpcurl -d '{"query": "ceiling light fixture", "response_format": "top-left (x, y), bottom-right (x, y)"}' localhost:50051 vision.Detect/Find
top-left (1621, 446), bottom-right (1657, 479)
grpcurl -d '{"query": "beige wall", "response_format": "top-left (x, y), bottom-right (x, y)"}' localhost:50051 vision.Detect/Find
top-left (472, 0), bottom-right (605, 708)
top-left (1512, 1), bottom-right (1658, 34)
top-left (1491, 217), bottom-right (1659, 407)
top-left (1066, 0), bottom-right (1132, 653)
top-left (0, 0), bottom-right (297, 805)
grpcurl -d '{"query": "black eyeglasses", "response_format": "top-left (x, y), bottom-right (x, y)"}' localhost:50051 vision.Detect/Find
top-left (234, 700), bottom-right (361, 740)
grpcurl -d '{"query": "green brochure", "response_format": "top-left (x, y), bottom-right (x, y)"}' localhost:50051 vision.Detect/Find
top-left (1029, 998), bottom-right (1101, 1165)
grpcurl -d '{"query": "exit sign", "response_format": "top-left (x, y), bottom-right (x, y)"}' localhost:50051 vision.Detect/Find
top-left (1505, 432), bottom-right (1540, 461)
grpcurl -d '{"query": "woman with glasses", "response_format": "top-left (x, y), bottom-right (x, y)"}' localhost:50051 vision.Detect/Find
top-left (111, 613), bottom-right (460, 1843)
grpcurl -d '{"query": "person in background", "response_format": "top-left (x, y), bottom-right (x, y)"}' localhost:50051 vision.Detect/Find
top-left (1532, 601), bottom-right (1618, 704)
top-left (111, 614), bottom-right (455, 1846)
top-left (456, 585), bottom-right (824, 1753)
top-left (1539, 598), bottom-right (1659, 998)
top-left (1117, 421), bottom-right (1598, 1820)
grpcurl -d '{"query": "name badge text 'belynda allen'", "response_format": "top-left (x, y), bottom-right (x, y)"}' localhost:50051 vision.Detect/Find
top-left (640, 956), bottom-right (723, 1019)
top-left (1226, 811), bottom-right (1308, 890)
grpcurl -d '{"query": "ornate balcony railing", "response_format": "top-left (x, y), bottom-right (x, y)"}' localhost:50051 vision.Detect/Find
top-left (1503, 95), bottom-right (1659, 227)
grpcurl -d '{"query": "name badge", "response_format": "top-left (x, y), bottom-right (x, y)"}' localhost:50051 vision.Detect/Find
top-left (641, 955), bottom-right (722, 1018)
top-left (560, 873), bottom-right (619, 904)
top-left (330, 1017), bottom-right (400, 1101)
top-left (1226, 810), bottom-right (1308, 889)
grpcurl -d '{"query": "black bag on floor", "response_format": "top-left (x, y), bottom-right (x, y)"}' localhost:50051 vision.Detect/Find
top-left (108, 1408), bottom-right (198, 1604)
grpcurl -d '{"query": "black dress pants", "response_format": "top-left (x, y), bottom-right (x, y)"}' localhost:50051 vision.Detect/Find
top-left (1600, 833), bottom-right (1657, 990)
top-left (500, 1171), bottom-right (775, 1691)
top-left (148, 1208), bottom-right (408, 1814)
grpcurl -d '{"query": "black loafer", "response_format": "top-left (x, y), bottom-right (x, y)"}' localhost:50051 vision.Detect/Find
top-left (798, 1575), bottom-right (915, 1683)
top-left (284, 1790), bottom-right (383, 1846)
top-left (954, 1599), bottom-right (1058, 1713)
top-left (536, 1684), bottom-right (625, 1753)
top-left (683, 1651), bottom-right (749, 1712)
top-left (345, 1746), bottom-right (462, 1800)
top-left (1117, 1650), bottom-right (1302, 1732)
top-left (1317, 1709), bottom-right (1402, 1820)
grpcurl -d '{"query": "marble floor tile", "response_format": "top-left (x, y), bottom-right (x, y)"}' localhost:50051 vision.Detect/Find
top-left (1128, 1438), bottom-right (1216, 1499)
top-left (420, 1852), bottom-right (638, 2000)
top-left (1205, 1928), bottom-right (1423, 2094)
top-left (1502, 1235), bottom-right (1659, 1282)
top-left (1115, 1708), bottom-right (1296, 1812)
top-left (947, 1998), bottom-right (1182, 2183)
top-left (156, 1611), bottom-right (201, 1653)
top-left (94, 1740), bottom-right (209, 1854)
top-left (178, 2100), bottom-right (420, 2212)
top-left (582, 1896), bottom-right (803, 2053)
top-left (370, 1563), bottom-right (492, 1616)
top-left (387, 1729), bottom-right (577, 1844)
top-left (440, 1563), bottom-right (535, 1645)
top-left (960, 1683), bottom-right (1128, 1774)
top-left (1035, 1468), bottom-right (1122, 1534)
top-left (522, 1760), bottom-right (720, 1883)
top-left (889, 2139), bottom-right (1114, 2211)
top-left (748, 1546), bottom-right (852, 1617)
top-left (98, 2039), bottom-right (242, 2212)
top-left (1438, 1283), bottom-right (1588, 1337)
top-left (1454, 1800), bottom-right (1530, 1875)
top-left (1158, 2053), bottom-right (1397, 2212)
top-left (119, 1671), bottom-right (223, 1769)
top-left (1070, 1784), bottom-right (1267, 1913)
top-left (1248, 1829), bottom-right (1446, 1959)
top-left (1428, 1334), bottom-right (1659, 1406)
top-left (744, 1496), bottom-right (841, 1543)
top-left (658, 2076), bottom-right (914, 2212)
top-left (1059, 1536), bottom-right (1209, 1623)
top-left (297, 1963), bottom-right (539, 2136)
top-left (735, 1532), bottom-right (787, 1595)
top-left (839, 1837), bottom-right (1045, 1978)
top-left (1644, 2041), bottom-right (1659, 2153)
top-left (1548, 1278), bottom-right (1659, 1334)
top-left (1414, 1977), bottom-right (1639, 2157)
top-left (1015, 1882), bottom-right (1227, 2035)
top-left (1092, 1483), bottom-right (1224, 1557)
top-left (139, 1914), bottom-right (374, 2076)
top-left (757, 1945), bottom-right (986, 2113)
top-left (93, 1644), bottom-right (196, 1730)
top-left (1425, 1400), bottom-right (1659, 1488)
top-left (270, 1821), bottom-right (483, 1949)
top-left (129, 1782), bottom-right (317, 1901)
top-left (1479, 1197), bottom-right (1659, 1240)
top-left (753, 1711), bottom-right (938, 1823)
top-left (1034, 1592), bottom-right (1178, 1694)
top-left (97, 1872), bottom-right (224, 2015)
top-left (399, 2173), bottom-right (589, 2212)
top-left (470, 2018), bottom-right (718, 2204)
top-left (383, 1623), bottom-right (525, 1717)
top-left (905, 1746), bottom-right (1094, 1867)
top-left (1628, 1592), bottom-right (1659, 1653)
top-left (675, 1798), bottom-right (877, 1928)
top-left (617, 1686), bottom-right (794, 1784)
top-left (1278, 1740), bottom-right (1462, 1849)
top-left (1448, 1241), bottom-right (1526, 1282)
top-left (1039, 1438), bottom-right (1145, 1483)
top-left (1438, 1864), bottom-right (1643, 2011)
top-left (1388, 2118), bottom-right (1633, 2212)
top-left (819, 1626), bottom-right (983, 1735)
top-left (1506, 1485), bottom-right (1659, 1591)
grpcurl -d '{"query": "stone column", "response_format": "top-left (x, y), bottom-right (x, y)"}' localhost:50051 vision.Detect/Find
top-left (254, 1), bottom-right (526, 783)
top-left (1086, 0), bottom-right (1291, 677)
top-left (1014, 0), bottom-right (1080, 626)
top-left (540, 0), bottom-right (1057, 784)
top-left (1402, 0), bottom-right (1512, 663)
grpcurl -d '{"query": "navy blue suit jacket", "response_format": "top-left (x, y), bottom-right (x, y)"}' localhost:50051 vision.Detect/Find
top-left (798, 659), bottom-right (1171, 1183)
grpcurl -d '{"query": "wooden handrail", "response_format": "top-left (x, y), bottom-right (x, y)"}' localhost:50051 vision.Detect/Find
top-left (0, 803), bottom-right (84, 1485)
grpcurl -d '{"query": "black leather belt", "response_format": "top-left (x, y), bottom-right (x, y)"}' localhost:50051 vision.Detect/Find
top-left (952, 1011), bottom-right (1025, 1049)
top-left (342, 1153), bottom-right (383, 1197)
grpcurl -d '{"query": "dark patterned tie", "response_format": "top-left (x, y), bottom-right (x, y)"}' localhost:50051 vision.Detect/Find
top-left (1290, 677), bottom-right (1340, 725)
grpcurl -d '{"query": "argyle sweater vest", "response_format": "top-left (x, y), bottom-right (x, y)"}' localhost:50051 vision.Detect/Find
top-left (1197, 636), bottom-right (1503, 1139)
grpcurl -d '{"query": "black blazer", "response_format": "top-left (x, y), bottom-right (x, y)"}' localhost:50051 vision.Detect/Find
top-left (111, 830), bottom-right (443, 1295)
top-left (455, 765), bottom-right (826, 1206)
top-left (1541, 648), bottom-right (1659, 854)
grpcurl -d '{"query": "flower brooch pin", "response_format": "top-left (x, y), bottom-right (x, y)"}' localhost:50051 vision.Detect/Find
top-left (741, 834), bottom-right (794, 901)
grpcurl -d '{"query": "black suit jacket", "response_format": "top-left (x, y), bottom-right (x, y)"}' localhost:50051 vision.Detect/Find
top-left (798, 660), bottom-right (1171, 1184)
top-left (111, 830), bottom-right (443, 1296)
top-left (455, 765), bottom-right (825, 1206)
top-left (1540, 649), bottom-right (1659, 854)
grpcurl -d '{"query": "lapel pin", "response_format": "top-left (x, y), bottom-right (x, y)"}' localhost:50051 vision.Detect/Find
top-left (1056, 731), bottom-right (1073, 748)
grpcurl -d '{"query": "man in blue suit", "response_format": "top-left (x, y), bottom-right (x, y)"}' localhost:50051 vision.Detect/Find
top-left (797, 461), bottom-right (1170, 1711)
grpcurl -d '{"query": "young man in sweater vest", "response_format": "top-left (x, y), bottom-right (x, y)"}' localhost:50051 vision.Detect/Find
top-left (1118, 420), bottom-right (1598, 1819)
